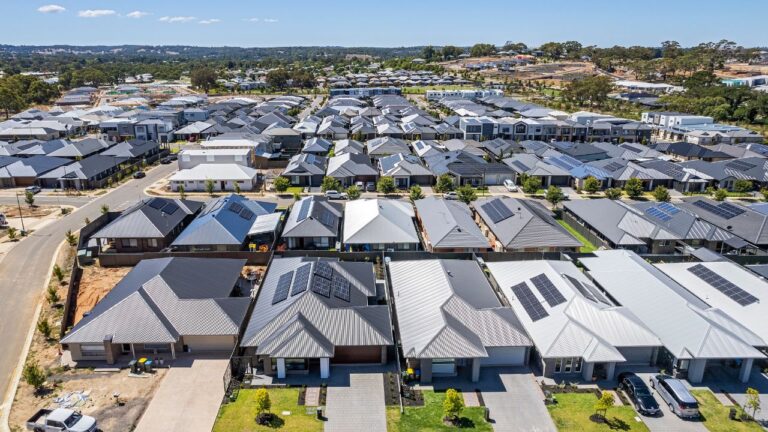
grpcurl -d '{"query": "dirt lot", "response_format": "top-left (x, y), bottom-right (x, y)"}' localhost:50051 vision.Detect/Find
top-left (73, 266), bottom-right (132, 325)
top-left (718, 62), bottom-right (768, 77)
top-left (0, 204), bottom-right (60, 219)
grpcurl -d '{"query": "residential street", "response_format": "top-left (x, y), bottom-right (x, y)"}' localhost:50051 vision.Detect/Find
top-left (0, 163), bottom-right (176, 425)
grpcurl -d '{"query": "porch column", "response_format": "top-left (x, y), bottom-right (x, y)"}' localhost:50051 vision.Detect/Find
top-left (320, 358), bottom-right (330, 379)
top-left (276, 358), bottom-right (286, 379)
top-left (650, 347), bottom-right (659, 366)
top-left (739, 358), bottom-right (754, 383)
top-left (582, 361), bottom-right (594, 381)
top-left (605, 362), bottom-right (616, 381)
top-left (420, 359), bottom-right (432, 384)
top-left (688, 359), bottom-right (707, 383)
top-left (130, 343), bottom-right (136, 359)
top-left (380, 346), bottom-right (387, 365)
top-left (471, 358), bottom-right (481, 382)
top-left (170, 343), bottom-right (176, 359)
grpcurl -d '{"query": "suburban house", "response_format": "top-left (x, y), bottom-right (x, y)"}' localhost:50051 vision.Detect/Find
top-left (171, 194), bottom-right (280, 252)
top-left (301, 137), bottom-right (333, 155)
top-left (389, 259), bottom-right (532, 383)
top-left (0, 155), bottom-right (71, 187)
top-left (414, 197), bottom-right (490, 252)
top-left (485, 259), bottom-right (662, 380)
top-left (281, 196), bottom-right (343, 250)
top-left (503, 153), bottom-right (571, 187)
top-left (36, 154), bottom-right (124, 190)
top-left (333, 139), bottom-right (365, 156)
top-left (425, 150), bottom-right (515, 186)
top-left (100, 139), bottom-right (161, 164)
top-left (581, 250), bottom-right (765, 383)
top-left (178, 148), bottom-right (252, 170)
top-left (365, 137), bottom-right (411, 160)
top-left (91, 198), bottom-right (203, 253)
top-left (343, 199), bottom-right (420, 251)
top-left (240, 257), bottom-right (393, 379)
top-left (675, 197), bottom-right (768, 249)
top-left (325, 152), bottom-right (378, 187)
top-left (378, 153), bottom-right (434, 188)
top-left (169, 164), bottom-right (259, 192)
top-left (473, 197), bottom-right (582, 252)
top-left (282, 153), bottom-right (327, 187)
top-left (61, 258), bottom-right (251, 364)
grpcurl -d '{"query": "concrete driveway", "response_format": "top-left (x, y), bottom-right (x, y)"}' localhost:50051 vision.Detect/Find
top-left (134, 355), bottom-right (229, 432)
top-left (324, 368), bottom-right (386, 432)
top-left (632, 372), bottom-right (706, 432)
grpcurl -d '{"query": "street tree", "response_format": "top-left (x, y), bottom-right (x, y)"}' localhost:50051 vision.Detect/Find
top-left (623, 178), bottom-right (644, 199)
top-left (456, 185), bottom-right (477, 204)
top-left (345, 185), bottom-right (361, 200)
top-left (545, 186), bottom-right (565, 209)
top-left (377, 177), bottom-right (396, 195)
top-left (522, 176), bottom-right (542, 195)
top-left (434, 174), bottom-right (454, 193)
top-left (604, 188), bottom-right (623, 200)
top-left (582, 176), bottom-right (601, 194)
top-left (409, 185), bottom-right (424, 202)
top-left (321, 176), bottom-right (342, 192)
top-left (273, 176), bottom-right (290, 193)
top-left (652, 186), bottom-right (671, 202)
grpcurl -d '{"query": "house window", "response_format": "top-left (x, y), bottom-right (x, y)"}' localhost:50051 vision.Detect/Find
top-left (121, 238), bottom-right (138, 248)
top-left (147, 239), bottom-right (158, 248)
top-left (554, 358), bottom-right (562, 373)
top-left (573, 358), bottom-right (582, 372)
top-left (285, 358), bottom-right (307, 371)
top-left (564, 358), bottom-right (573, 373)
top-left (80, 344), bottom-right (106, 357)
top-left (143, 344), bottom-right (170, 352)
top-left (121, 344), bottom-right (131, 353)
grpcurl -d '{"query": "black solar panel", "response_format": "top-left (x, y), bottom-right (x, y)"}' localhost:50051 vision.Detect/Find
top-left (718, 202), bottom-right (746, 218)
top-left (510, 282), bottom-right (549, 322)
top-left (491, 199), bottom-right (513, 221)
top-left (604, 162), bottom-right (624, 172)
top-left (645, 207), bottom-right (672, 222)
top-left (148, 198), bottom-right (166, 210)
top-left (228, 202), bottom-right (244, 214)
top-left (239, 208), bottom-right (254, 220)
top-left (688, 264), bottom-right (758, 306)
top-left (481, 202), bottom-right (503, 223)
top-left (312, 276), bottom-right (331, 297)
top-left (564, 274), bottom-right (610, 305)
top-left (296, 199), bottom-right (311, 221)
top-left (161, 202), bottom-right (179, 215)
top-left (530, 274), bottom-right (566, 307)
top-left (727, 160), bottom-right (757, 171)
top-left (291, 263), bottom-right (312, 296)
top-left (314, 261), bottom-right (333, 280)
top-left (332, 273), bottom-right (351, 302)
top-left (692, 200), bottom-right (745, 220)
top-left (657, 202), bottom-right (680, 215)
top-left (272, 271), bottom-right (293, 305)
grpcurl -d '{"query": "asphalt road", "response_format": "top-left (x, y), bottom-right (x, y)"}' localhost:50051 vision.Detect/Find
top-left (0, 195), bottom-right (93, 208)
top-left (0, 163), bottom-right (176, 422)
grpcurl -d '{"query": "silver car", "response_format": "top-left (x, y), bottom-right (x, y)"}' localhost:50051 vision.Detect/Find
top-left (649, 375), bottom-right (699, 419)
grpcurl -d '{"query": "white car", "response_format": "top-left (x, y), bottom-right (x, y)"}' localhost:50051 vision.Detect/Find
top-left (25, 185), bottom-right (41, 194)
top-left (503, 179), bottom-right (518, 192)
top-left (324, 190), bottom-right (348, 200)
top-left (443, 191), bottom-right (458, 200)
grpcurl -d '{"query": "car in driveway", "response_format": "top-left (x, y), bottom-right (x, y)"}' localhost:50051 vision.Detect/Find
top-left (503, 179), bottom-right (518, 192)
top-left (618, 372), bottom-right (660, 416)
top-left (650, 375), bottom-right (699, 419)
top-left (443, 191), bottom-right (458, 200)
top-left (25, 185), bottom-right (41, 194)
top-left (365, 182), bottom-right (376, 192)
top-left (324, 190), bottom-right (348, 200)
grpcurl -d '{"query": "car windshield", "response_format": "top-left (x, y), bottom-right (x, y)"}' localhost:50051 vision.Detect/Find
top-left (64, 412), bottom-right (82, 427)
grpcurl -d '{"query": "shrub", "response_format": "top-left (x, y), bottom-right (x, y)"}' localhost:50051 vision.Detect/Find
top-left (409, 185), bottom-right (424, 202)
top-left (321, 176), bottom-right (342, 192)
top-left (377, 177), bottom-right (396, 195)
top-left (46, 285), bottom-right (60, 305)
top-left (522, 176), bottom-right (542, 195)
top-left (443, 388), bottom-right (464, 422)
top-left (37, 318), bottom-right (52, 339)
top-left (604, 188), bottom-right (622, 200)
top-left (456, 185), bottom-right (477, 204)
top-left (205, 179), bottom-right (215, 196)
top-left (582, 176), bottom-right (600, 194)
top-left (733, 179), bottom-right (753, 194)
top-left (652, 186), bottom-right (670, 202)
top-left (346, 185), bottom-right (361, 200)
top-left (52, 264), bottom-right (64, 283)
top-left (273, 176), bottom-right (290, 193)
top-left (64, 230), bottom-right (77, 247)
top-left (623, 178), bottom-right (644, 199)
top-left (23, 362), bottom-right (46, 392)
top-left (713, 188), bottom-right (728, 201)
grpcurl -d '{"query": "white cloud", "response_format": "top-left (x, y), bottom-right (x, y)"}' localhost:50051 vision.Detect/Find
top-left (263, 18), bottom-right (278, 23)
top-left (78, 9), bottom-right (117, 18)
top-left (37, 4), bottom-right (66, 13)
top-left (127, 11), bottom-right (150, 19)
top-left (159, 16), bottom-right (196, 23)
top-left (198, 19), bottom-right (221, 25)
top-left (244, 17), bottom-right (259, 22)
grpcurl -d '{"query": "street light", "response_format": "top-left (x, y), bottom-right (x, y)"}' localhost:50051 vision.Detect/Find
top-left (15, 192), bottom-right (26, 235)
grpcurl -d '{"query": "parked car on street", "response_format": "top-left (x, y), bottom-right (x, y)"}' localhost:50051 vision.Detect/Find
top-left (503, 179), bottom-right (518, 192)
top-left (443, 191), bottom-right (458, 200)
top-left (26, 408), bottom-right (97, 432)
top-left (25, 185), bottom-right (41, 194)
top-left (160, 157), bottom-right (173, 164)
top-left (650, 375), bottom-right (699, 418)
top-left (324, 190), bottom-right (348, 200)
top-left (133, 171), bottom-right (146, 179)
top-left (0, 213), bottom-right (7, 228)
top-left (618, 372), bottom-right (660, 416)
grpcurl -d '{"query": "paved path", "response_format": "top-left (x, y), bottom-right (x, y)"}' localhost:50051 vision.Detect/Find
top-left (482, 370), bottom-right (556, 432)
top-left (134, 356), bottom-right (229, 432)
top-left (0, 164), bottom-right (175, 430)
top-left (324, 372), bottom-right (386, 432)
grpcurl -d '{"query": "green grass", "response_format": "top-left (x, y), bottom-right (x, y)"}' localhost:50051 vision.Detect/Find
top-left (546, 393), bottom-right (649, 432)
top-left (387, 390), bottom-right (492, 432)
top-left (557, 220), bottom-right (598, 253)
top-left (213, 388), bottom-right (322, 432)
top-left (401, 85), bottom-right (480, 95)
top-left (691, 390), bottom-right (763, 432)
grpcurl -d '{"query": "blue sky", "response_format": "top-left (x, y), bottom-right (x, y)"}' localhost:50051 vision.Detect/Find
top-left (4, 0), bottom-right (767, 47)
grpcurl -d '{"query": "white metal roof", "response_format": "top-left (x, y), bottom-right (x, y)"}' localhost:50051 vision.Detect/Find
top-left (169, 164), bottom-right (258, 182)
top-left (343, 199), bottom-right (418, 245)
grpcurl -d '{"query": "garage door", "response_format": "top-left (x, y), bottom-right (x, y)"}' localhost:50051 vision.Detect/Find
top-left (618, 347), bottom-right (653, 364)
top-left (183, 335), bottom-right (235, 352)
top-left (481, 347), bottom-right (527, 366)
top-left (333, 346), bottom-right (382, 364)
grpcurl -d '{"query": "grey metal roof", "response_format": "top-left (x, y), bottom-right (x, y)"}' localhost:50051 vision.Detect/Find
top-left (93, 198), bottom-right (203, 239)
top-left (415, 197), bottom-right (489, 249)
top-left (241, 257), bottom-right (393, 357)
top-left (62, 258), bottom-right (249, 344)
top-left (0, 155), bottom-right (71, 178)
top-left (281, 195), bottom-right (342, 238)
top-left (326, 152), bottom-right (377, 178)
top-left (282, 153), bottom-right (327, 176)
top-left (343, 199), bottom-right (419, 245)
top-left (389, 259), bottom-right (531, 359)
top-left (366, 137), bottom-right (410, 156)
top-left (676, 197), bottom-right (768, 246)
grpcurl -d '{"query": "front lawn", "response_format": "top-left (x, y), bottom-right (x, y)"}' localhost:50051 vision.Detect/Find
top-left (556, 220), bottom-right (598, 253)
top-left (213, 388), bottom-right (322, 432)
top-left (546, 393), bottom-right (649, 432)
top-left (387, 390), bottom-right (492, 432)
top-left (691, 390), bottom-right (763, 432)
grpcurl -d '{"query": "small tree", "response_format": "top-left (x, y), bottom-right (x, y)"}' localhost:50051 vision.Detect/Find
top-left (604, 188), bottom-right (623, 200)
top-left (623, 178), bottom-right (644, 199)
top-left (456, 185), bottom-right (477, 204)
top-left (65, 230), bottom-right (77, 247)
top-left (46, 285), bottom-right (60, 305)
top-left (37, 318), bottom-right (52, 340)
top-left (443, 388), bottom-right (464, 423)
top-left (745, 387), bottom-right (761, 418)
top-left (761, 188), bottom-right (768, 202)
top-left (377, 176), bottom-right (396, 195)
top-left (22, 361), bottom-right (46, 393)
top-left (434, 174), bottom-right (455, 193)
top-left (409, 185), bottom-right (424, 202)
top-left (205, 179), bottom-right (215, 196)
top-left (292, 191), bottom-right (301, 201)
top-left (52, 264), bottom-right (64, 284)
top-left (178, 185), bottom-right (186, 200)
top-left (234, 181), bottom-right (241, 195)
top-left (583, 176), bottom-right (601, 194)
top-left (522, 176), bottom-right (542, 195)
top-left (254, 388), bottom-right (272, 423)
top-left (594, 390), bottom-right (615, 419)
top-left (346, 185), bottom-right (361, 200)
top-left (733, 179), bottom-right (753, 194)
top-left (713, 188), bottom-right (728, 201)
top-left (7, 226), bottom-right (17, 241)
top-left (321, 176), bottom-right (341, 192)
top-left (652, 186), bottom-right (671, 202)
top-left (100, 204), bottom-right (109, 215)
top-left (273, 176), bottom-right (290, 193)
top-left (545, 186), bottom-right (565, 209)
top-left (25, 190), bottom-right (35, 207)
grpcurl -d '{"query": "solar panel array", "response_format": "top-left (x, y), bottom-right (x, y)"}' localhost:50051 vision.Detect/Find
top-left (530, 274), bottom-right (566, 307)
top-left (272, 271), bottom-right (294, 305)
top-left (314, 261), bottom-right (333, 280)
top-left (564, 274), bottom-right (611, 305)
top-left (510, 160), bottom-right (529, 172)
top-left (290, 263), bottom-right (312, 296)
top-left (228, 202), bottom-right (244, 214)
top-left (239, 208), bottom-right (254, 220)
top-left (296, 199), bottom-right (312, 221)
top-left (645, 206), bottom-right (672, 222)
top-left (604, 161), bottom-right (624, 172)
top-left (657, 202), bottom-right (680, 215)
top-left (148, 198), bottom-right (166, 210)
top-left (313, 276), bottom-right (331, 297)
top-left (688, 264), bottom-right (758, 306)
top-left (510, 282), bottom-right (549, 322)
top-left (692, 200), bottom-right (745, 219)
top-left (481, 199), bottom-right (514, 224)
top-left (331, 273), bottom-right (351, 301)
top-left (148, 198), bottom-right (180, 215)
top-left (727, 160), bottom-right (757, 171)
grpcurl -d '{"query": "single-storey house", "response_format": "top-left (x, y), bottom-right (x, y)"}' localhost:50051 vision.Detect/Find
top-left (414, 197), bottom-right (490, 252)
top-left (281, 196), bottom-right (343, 250)
top-left (169, 164), bottom-right (259, 192)
top-left (343, 199), bottom-right (420, 251)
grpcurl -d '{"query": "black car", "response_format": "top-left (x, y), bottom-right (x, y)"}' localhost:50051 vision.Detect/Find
top-left (160, 156), bottom-right (173, 164)
top-left (132, 170), bottom-right (146, 179)
top-left (618, 372), bottom-right (660, 416)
